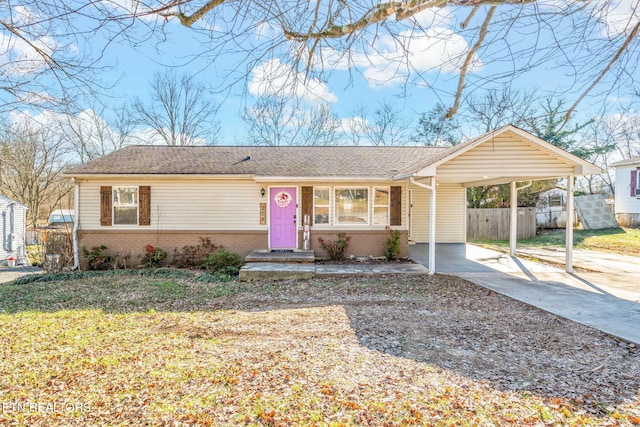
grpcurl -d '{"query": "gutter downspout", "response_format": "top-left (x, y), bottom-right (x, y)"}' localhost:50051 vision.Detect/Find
top-left (509, 181), bottom-right (532, 256)
top-left (410, 176), bottom-right (436, 275)
top-left (72, 179), bottom-right (80, 270)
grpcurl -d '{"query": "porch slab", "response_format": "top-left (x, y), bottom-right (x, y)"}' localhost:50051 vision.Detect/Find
top-left (239, 261), bottom-right (429, 281)
top-left (245, 250), bottom-right (315, 263)
top-left (314, 263), bottom-right (428, 278)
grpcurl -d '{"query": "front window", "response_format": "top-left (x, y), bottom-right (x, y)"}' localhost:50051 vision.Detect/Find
top-left (335, 188), bottom-right (369, 225)
top-left (373, 187), bottom-right (390, 225)
top-left (113, 187), bottom-right (138, 225)
top-left (314, 187), bottom-right (330, 225)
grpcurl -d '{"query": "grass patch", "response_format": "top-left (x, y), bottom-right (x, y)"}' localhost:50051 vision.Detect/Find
top-left (0, 274), bottom-right (637, 426)
top-left (472, 227), bottom-right (640, 256)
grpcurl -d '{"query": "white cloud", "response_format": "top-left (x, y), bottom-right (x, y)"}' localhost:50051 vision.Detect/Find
top-left (0, 5), bottom-right (62, 77)
top-left (592, 0), bottom-right (640, 38)
top-left (248, 58), bottom-right (338, 103)
top-left (100, 0), bottom-right (164, 23)
top-left (340, 116), bottom-right (369, 134)
top-left (255, 21), bottom-right (280, 40)
top-left (0, 32), bottom-right (60, 76)
top-left (319, 9), bottom-right (478, 88)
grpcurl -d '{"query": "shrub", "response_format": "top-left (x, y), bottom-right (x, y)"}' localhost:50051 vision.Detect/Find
top-left (318, 233), bottom-right (351, 261)
top-left (384, 229), bottom-right (401, 260)
top-left (172, 237), bottom-right (218, 268)
top-left (140, 244), bottom-right (167, 268)
top-left (82, 245), bottom-right (112, 270)
top-left (201, 249), bottom-right (244, 276)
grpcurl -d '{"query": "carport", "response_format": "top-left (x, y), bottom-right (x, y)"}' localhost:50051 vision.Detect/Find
top-left (399, 125), bottom-right (602, 274)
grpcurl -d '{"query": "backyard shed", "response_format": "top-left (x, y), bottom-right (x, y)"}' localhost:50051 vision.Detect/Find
top-left (1, 195), bottom-right (28, 265)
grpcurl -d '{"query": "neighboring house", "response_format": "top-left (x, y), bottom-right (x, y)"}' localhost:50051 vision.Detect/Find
top-left (48, 209), bottom-right (75, 227)
top-left (1, 195), bottom-right (28, 264)
top-left (64, 125), bottom-right (602, 272)
top-left (610, 156), bottom-right (640, 227)
top-left (536, 188), bottom-right (570, 228)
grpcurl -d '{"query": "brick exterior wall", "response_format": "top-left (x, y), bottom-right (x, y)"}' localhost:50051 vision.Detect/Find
top-left (78, 229), bottom-right (408, 267)
top-left (78, 230), bottom-right (268, 267)
top-left (303, 230), bottom-right (409, 259)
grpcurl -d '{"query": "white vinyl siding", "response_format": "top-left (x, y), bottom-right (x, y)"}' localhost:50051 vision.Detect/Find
top-left (79, 179), bottom-right (408, 232)
top-left (0, 198), bottom-right (27, 259)
top-left (434, 131), bottom-right (577, 184)
top-left (615, 165), bottom-right (640, 214)
top-left (79, 179), bottom-right (266, 230)
top-left (408, 183), bottom-right (466, 243)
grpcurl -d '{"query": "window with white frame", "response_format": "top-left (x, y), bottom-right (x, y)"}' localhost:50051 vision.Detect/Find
top-left (548, 193), bottom-right (563, 207)
top-left (373, 187), bottom-right (390, 225)
top-left (335, 188), bottom-right (368, 225)
top-left (637, 170), bottom-right (640, 189)
top-left (314, 187), bottom-right (330, 224)
top-left (113, 187), bottom-right (138, 225)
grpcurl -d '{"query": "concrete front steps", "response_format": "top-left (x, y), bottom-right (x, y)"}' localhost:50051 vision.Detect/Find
top-left (240, 249), bottom-right (428, 280)
top-left (244, 249), bottom-right (315, 263)
top-left (241, 249), bottom-right (315, 280)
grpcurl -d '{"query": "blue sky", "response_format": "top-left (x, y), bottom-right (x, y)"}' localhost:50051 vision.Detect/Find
top-left (3, 0), bottom-right (640, 146)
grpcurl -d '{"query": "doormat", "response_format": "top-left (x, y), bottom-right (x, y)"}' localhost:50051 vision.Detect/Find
top-left (271, 249), bottom-right (294, 253)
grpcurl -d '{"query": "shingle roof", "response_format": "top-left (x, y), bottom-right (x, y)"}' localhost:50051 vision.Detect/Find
top-left (610, 156), bottom-right (640, 167)
top-left (64, 145), bottom-right (448, 179)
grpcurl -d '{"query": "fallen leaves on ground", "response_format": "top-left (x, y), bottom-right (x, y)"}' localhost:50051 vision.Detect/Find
top-left (0, 273), bottom-right (638, 426)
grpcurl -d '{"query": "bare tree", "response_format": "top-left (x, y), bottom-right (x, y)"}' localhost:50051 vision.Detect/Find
top-left (132, 71), bottom-right (220, 146)
top-left (57, 104), bottom-right (136, 164)
top-left (413, 103), bottom-right (464, 146)
top-left (3, 1), bottom-right (640, 125)
top-left (465, 88), bottom-right (538, 134)
top-left (242, 96), bottom-right (300, 146)
top-left (0, 121), bottom-right (71, 227)
top-left (298, 104), bottom-right (341, 146)
top-left (343, 106), bottom-right (369, 146)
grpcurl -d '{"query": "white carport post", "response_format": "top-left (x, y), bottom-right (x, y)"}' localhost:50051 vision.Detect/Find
top-left (509, 181), bottom-right (517, 256)
top-left (509, 181), bottom-right (532, 257)
top-left (410, 176), bottom-right (437, 275)
top-left (566, 176), bottom-right (574, 273)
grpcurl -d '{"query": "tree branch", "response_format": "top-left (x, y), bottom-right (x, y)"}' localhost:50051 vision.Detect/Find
top-left (447, 6), bottom-right (496, 118)
top-left (162, 0), bottom-right (226, 27)
top-left (561, 19), bottom-right (640, 127)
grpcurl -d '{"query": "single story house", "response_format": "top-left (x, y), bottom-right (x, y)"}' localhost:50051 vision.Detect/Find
top-left (64, 125), bottom-right (601, 273)
top-left (610, 156), bottom-right (640, 227)
top-left (1, 195), bottom-right (28, 264)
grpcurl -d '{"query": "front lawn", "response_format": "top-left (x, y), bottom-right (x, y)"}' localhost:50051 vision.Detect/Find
top-left (0, 270), bottom-right (638, 426)
top-left (473, 227), bottom-right (640, 256)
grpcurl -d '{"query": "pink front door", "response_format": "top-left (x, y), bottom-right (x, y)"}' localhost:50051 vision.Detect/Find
top-left (269, 187), bottom-right (297, 249)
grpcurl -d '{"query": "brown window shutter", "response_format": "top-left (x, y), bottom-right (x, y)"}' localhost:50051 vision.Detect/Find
top-left (631, 169), bottom-right (639, 197)
top-left (139, 186), bottom-right (151, 226)
top-left (100, 186), bottom-right (112, 226)
top-left (390, 186), bottom-right (402, 226)
top-left (301, 186), bottom-right (313, 226)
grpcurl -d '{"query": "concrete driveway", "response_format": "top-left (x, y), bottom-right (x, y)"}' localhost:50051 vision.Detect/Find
top-left (0, 266), bottom-right (42, 284)
top-left (410, 244), bottom-right (640, 345)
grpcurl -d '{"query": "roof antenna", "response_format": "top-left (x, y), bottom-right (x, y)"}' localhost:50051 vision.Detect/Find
top-left (232, 152), bottom-right (251, 166)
